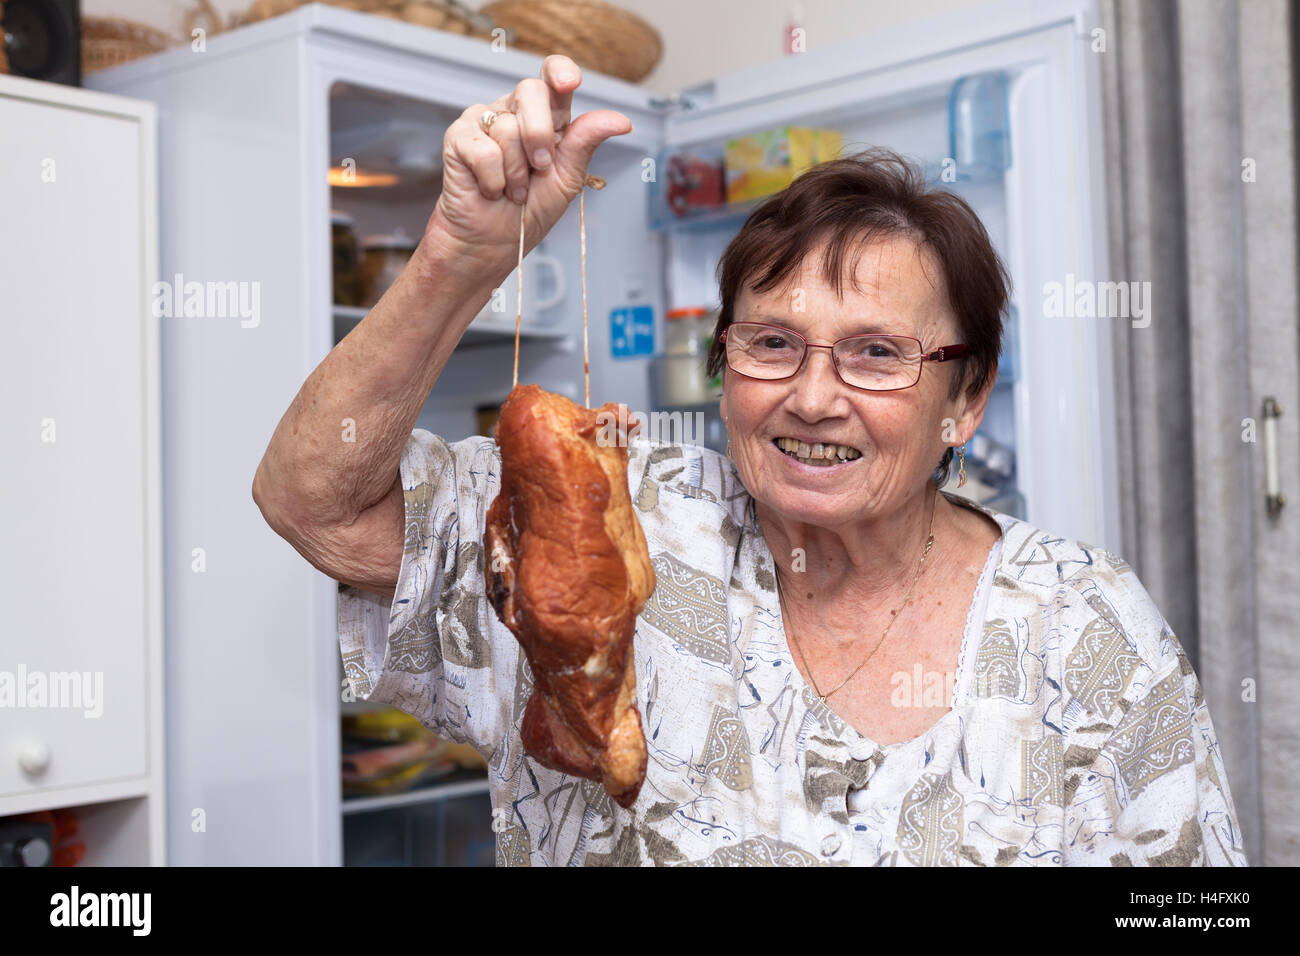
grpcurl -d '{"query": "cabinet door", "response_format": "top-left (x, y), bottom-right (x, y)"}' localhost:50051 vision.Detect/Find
top-left (0, 92), bottom-right (151, 797)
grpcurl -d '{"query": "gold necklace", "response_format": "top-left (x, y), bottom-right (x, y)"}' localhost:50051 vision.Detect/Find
top-left (775, 488), bottom-right (939, 704)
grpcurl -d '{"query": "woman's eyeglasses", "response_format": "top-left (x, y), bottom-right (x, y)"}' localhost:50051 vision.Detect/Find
top-left (719, 321), bottom-right (970, 392)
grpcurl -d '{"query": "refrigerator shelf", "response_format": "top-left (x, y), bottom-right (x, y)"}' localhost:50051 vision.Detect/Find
top-left (649, 68), bottom-right (1011, 234)
top-left (341, 767), bottom-right (490, 816)
top-left (333, 306), bottom-right (572, 349)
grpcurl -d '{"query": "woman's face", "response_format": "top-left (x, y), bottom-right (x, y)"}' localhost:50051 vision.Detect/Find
top-left (719, 236), bottom-right (990, 528)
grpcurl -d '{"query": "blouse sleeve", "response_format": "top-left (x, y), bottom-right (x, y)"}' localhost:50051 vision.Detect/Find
top-left (335, 428), bottom-right (519, 762)
top-left (1062, 571), bottom-right (1249, 866)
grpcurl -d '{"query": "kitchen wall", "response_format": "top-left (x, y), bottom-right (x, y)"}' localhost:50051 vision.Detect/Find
top-left (83, 0), bottom-right (991, 94)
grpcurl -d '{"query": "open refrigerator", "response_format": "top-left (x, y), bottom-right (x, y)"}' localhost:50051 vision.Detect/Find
top-left (319, 0), bottom-right (1119, 545)
top-left (88, 0), bottom-right (1119, 865)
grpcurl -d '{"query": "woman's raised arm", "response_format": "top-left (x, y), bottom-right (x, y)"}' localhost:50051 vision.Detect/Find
top-left (251, 54), bottom-right (632, 597)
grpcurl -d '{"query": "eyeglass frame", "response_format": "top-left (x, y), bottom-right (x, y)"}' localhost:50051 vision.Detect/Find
top-left (718, 321), bottom-right (971, 392)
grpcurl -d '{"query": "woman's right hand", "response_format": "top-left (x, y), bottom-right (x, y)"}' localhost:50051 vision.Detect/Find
top-left (424, 54), bottom-right (633, 273)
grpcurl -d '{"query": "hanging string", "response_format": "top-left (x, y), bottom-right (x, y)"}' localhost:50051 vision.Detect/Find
top-left (513, 172), bottom-right (606, 405)
top-left (579, 186), bottom-right (589, 407)
top-left (513, 195), bottom-right (525, 388)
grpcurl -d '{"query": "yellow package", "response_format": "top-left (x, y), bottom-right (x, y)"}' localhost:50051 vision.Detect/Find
top-left (724, 127), bottom-right (842, 203)
top-left (342, 706), bottom-right (434, 743)
top-left (812, 128), bottom-right (843, 164)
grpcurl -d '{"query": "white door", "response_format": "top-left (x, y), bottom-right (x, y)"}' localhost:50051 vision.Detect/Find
top-left (0, 90), bottom-right (152, 797)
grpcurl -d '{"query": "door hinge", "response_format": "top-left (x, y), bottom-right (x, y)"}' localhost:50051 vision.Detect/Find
top-left (648, 92), bottom-right (699, 112)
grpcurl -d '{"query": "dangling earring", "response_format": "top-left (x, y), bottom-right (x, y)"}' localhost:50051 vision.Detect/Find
top-left (957, 443), bottom-right (967, 487)
top-left (726, 439), bottom-right (734, 461)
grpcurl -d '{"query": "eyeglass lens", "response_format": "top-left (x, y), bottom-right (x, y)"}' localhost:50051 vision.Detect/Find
top-left (725, 323), bottom-right (923, 390)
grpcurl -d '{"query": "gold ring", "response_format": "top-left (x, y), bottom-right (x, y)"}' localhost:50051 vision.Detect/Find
top-left (479, 109), bottom-right (501, 132)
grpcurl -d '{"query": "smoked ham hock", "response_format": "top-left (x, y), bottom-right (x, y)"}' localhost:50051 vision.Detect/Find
top-left (484, 383), bottom-right (655, 809)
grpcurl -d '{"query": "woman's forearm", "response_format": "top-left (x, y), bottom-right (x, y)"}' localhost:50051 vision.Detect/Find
top-left (252, 213), bottom-right (515, 532)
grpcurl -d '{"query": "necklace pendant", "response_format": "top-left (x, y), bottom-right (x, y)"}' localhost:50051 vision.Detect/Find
top-left (819, 695), bottom-right (826, 704)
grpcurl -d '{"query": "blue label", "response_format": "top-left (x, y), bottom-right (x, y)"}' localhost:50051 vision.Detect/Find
top-left (610, 305), bottom-right (654, 358)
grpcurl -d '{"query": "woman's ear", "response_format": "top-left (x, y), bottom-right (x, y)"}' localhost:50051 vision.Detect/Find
top-left (952, 374), bottom-right (995, 442)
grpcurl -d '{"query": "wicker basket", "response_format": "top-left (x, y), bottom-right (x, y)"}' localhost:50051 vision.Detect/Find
top-left (238, 0), bottom-right (496, 38)
top-left (184, 0), bottom-right (228, 38)
top-left (81, 17), bottom-right (177, 74)
top-left (481, 0), bottom-right (661, 84)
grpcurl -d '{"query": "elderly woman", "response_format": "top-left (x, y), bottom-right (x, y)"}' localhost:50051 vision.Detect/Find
top-left (253, 56), bottom-right (1247, 867)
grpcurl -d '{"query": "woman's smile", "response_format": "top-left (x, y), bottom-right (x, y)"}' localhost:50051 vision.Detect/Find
top-left (770, 436), bottom-right (865, 470)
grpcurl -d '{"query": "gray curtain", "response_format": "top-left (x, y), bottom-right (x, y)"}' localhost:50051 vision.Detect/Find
top-left (1101, 0), bottom-right (1300, 866)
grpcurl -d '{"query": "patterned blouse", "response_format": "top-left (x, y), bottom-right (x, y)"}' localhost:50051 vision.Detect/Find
top-left (337, 429), bottom-right (1248, 867)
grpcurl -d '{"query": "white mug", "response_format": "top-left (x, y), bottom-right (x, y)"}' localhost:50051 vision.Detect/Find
top-left (474, 253), bottom-right (565, 325)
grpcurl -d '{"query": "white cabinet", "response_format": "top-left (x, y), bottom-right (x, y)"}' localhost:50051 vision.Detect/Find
top-left (0, 75), bottom-right (163, 864)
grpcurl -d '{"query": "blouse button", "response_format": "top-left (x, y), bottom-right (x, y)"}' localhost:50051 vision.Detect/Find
top-left (848, 739), bottom-right (876, 761)
top-left (820, 833), bottom-right (842, 857)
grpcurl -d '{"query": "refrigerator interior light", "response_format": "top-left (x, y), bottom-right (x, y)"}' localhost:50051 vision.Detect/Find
top-left (329, 166), bottom-right (400, 188)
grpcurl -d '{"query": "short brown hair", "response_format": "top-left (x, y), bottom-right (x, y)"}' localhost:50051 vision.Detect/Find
top-left (706, 148), bottom-right (1011, 482)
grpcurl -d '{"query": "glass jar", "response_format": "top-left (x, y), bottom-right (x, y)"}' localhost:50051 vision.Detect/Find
top-left (360, 230), bottom-right (417, 308)
top-left (331, 211), bottom-right (361, 307)
top-left (664, 306), bottom-right (712, 357)
top-left (651, 307), bottom-right (716, 406)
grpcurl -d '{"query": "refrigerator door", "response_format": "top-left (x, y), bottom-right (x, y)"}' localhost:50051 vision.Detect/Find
top-left (658, 0), bottom-right (1118, 550)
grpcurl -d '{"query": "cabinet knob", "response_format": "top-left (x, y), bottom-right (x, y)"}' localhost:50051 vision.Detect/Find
top-left (18, 837), bottom-right (52, 867)
top-left (17, 741), bottom-right (51, 776)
